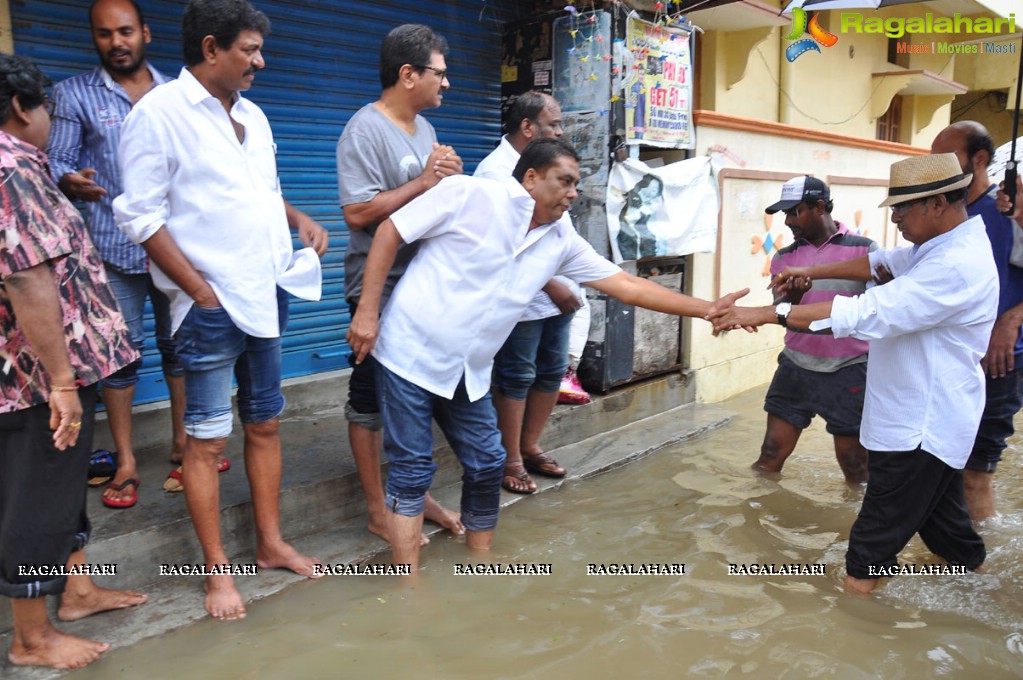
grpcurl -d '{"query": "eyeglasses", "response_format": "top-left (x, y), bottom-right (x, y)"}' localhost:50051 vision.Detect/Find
top-left (416, 65), bottom-right (448, 80)
top-left (891, 197), bottom-right (927, 217)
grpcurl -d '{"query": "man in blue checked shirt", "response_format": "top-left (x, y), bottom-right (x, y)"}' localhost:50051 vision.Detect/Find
top-left (50, 0), bottom-right (186, 509)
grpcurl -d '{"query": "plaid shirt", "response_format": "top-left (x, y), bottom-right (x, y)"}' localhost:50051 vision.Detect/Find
top-left (0, 131), bottom-right (137, 412)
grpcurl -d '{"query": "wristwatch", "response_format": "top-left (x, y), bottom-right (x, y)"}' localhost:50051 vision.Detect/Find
top-left (775, 302), bottom-right (792, 328)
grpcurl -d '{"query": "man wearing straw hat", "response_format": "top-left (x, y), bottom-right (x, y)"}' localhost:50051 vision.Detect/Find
top-left (707, 153), bottom-right (996, 593)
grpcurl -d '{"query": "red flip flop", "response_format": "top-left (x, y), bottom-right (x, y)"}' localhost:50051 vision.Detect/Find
top-left (102, 477), bottom-right (140, 509)
top-left (163, 458), bottom-right (232, 493)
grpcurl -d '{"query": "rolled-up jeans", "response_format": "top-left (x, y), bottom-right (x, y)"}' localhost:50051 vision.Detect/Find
top-left (174, 289), bottom-right (288, 439)
top-left (378, 364), bottom-right (504, 532)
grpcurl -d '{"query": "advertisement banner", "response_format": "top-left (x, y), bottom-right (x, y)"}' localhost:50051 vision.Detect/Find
top-left (623, 15), bottom-right (694, 148)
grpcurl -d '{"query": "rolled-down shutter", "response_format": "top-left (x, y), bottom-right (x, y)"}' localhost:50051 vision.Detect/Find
top-left (11, 0), bottom-right (506, 403)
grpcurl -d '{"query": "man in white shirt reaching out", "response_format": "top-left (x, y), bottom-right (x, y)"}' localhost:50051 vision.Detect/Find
top-left (347, 138), bottom-right (749, 572)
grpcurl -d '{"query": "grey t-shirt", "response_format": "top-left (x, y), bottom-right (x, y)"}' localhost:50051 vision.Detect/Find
top-left (337, 103), bottom-right (436, 305)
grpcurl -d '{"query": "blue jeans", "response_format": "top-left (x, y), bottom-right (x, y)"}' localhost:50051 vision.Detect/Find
top-left (378, 365), bottom-right (504, 532)
top-left (967, 366), bottom-right (1023, 473)
top-left (492, 313), bottom-right (573, 400)
top-left (103, 269), bottom-right (181, 388)
top-left (174, 290), bottom-right (288, 439)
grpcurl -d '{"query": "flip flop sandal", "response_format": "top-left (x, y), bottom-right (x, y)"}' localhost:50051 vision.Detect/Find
top-left (502, 464), bottom-right (537, 494)
top-left (163, 458), bottom-right (232, 493)
top-left (522, 452), bottom-right (567, 478)
top-left (102, 477), bottom-right (139, 509)
top-left (88, 449), bottom-right (118, 487)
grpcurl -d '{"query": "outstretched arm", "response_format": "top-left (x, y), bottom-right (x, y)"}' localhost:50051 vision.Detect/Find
top-left (585, 271), bottom-right (750, 321)
top-left (771, 255), bottom-right (873, 293)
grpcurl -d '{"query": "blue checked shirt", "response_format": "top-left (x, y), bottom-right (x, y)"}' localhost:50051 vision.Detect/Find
top-left (49, 64), bottom-right (171, 274)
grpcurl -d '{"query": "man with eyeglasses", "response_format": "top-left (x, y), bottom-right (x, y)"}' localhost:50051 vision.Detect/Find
top-left (754, 176), bottom-right (874, 484)
top-left (708, 153), bottom-right (996, 594)
top-left (337, 23), bottom-right (465, 544)
top-left (931, 121), bottom-right (1023, 523)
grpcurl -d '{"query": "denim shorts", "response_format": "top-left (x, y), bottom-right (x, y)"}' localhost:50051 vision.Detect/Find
top-left (966, 367), bottom-right (1023, 473)
top-left (378, 365), bottom-right (504, 532)
top-left (174, 289), bottom-right (288, 439)
top-left (764, 353), bottom-right (866, 437)
top-left (103, 269), bottom-right (181, 389)
top-left (492, 313), bottom-right (573, 400)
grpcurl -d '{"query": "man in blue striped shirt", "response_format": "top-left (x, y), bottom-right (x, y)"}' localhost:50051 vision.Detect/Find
top-left (49, 0), bottom-right (184, 509)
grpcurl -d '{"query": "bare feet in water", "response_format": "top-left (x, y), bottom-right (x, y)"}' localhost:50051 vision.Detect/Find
top-left (58, 584), bottom-right (147, 622)
top-left (257, 539), bottom-right (323, 579)
top-left (424, 495), bottom-right (465, 535)
top-left (9, 627), bottom-right (109, 670)
top-left (368, 493), bottom-right (463, 545)
top-left (204, 574), bottom-right (246, 620)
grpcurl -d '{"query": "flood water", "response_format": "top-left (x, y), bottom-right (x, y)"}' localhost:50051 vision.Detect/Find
top-left (75, 388), bottom-right (1023, 679)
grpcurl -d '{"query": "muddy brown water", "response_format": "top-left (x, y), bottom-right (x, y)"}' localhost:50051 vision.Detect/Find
top-left (74, 388), bottom-right (1023, 679)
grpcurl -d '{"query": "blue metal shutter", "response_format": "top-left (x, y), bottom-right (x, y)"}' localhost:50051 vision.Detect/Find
top-left (11, 0), bottom-right (506, 403)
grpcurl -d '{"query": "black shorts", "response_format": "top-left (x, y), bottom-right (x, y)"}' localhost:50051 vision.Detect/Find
top-left (346, 302), bottom-right (382, 430)
top-left (764, 353), bottom-right (866, 437)
top-left (846, 447), bottom-right (985, 580)
top-left (0, 386), bottom-right (96, 598)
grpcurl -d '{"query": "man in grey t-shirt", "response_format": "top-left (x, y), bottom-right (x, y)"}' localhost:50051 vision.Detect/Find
top-left (336, 24), bottom-right (463, 541)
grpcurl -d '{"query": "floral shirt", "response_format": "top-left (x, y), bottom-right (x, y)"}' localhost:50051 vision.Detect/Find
top-left (0, 130), bottom-right (136, 413)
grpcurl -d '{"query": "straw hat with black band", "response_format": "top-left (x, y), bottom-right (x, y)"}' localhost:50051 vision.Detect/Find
top-left (879, 153), bottom-right (973, 208)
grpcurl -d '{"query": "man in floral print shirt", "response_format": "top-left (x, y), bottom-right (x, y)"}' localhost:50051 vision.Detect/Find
top-left (0, 54), bottom-right (145, 671)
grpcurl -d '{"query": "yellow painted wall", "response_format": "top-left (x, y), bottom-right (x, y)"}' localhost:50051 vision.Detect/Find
top-left (699, 27), bottom-right (780, 122)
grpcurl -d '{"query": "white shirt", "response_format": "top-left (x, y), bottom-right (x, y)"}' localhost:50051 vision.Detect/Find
top-left (473, 135), bottom-right (582, 321)
top-left (376, 175), bottom-right (620, 400)
top-left (113, 68), bottom-right (320, 337)
top-left (824, 216), bottom-right (996, 468)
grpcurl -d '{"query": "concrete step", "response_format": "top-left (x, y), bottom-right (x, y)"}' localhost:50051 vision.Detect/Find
top-left (0, 371), bottom-right (732, 678)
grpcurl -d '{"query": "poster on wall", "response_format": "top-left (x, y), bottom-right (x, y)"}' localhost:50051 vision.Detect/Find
top-left (623, 15), bottom-right (694, 148)
top-left (606, 157), bottom-right (718, 263)
top-left (552, 10), bottom-right (612, 113)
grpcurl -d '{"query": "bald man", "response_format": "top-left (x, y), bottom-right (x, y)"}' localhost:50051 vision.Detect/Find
top-left (49, 0), bottom-right (185, 509)
top-left (932, 121), bottom-right (1023, 521)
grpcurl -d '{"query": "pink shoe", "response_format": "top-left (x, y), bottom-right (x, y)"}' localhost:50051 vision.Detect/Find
top-left (558, 368), bottom-right (591, 405)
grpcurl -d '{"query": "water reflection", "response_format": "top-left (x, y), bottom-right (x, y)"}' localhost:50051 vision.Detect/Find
top-left (75, 388), bottom-right (1023, 678)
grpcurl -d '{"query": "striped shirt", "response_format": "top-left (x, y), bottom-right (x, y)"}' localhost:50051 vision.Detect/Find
top-left (48, 64), bottom-right (171, 274)
top-left (770, 222), bottom-right (876, 372)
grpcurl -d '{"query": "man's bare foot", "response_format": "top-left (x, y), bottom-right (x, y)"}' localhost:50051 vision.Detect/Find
top-left (369, 512), bottom-right (431, 546)
top-left (843, 575), bottom-right (878, 595)
top-left (9, 627), bottom-right (109, 670)
top-left (204, 574), bottom-right (246, 620)
top-left (257, 540), bottom-right (323, 579)
top-left (58, 585), bottom-right (147, 622)
top-left (424, 494), bottom-right (465, 535)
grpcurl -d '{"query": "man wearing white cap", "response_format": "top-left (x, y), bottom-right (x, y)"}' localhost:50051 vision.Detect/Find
top-left (708, 153), bottom-right (996, 594)
top-left (758, 176), bottom-right (874, 483)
